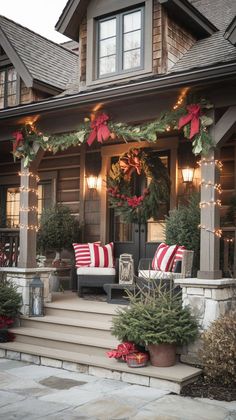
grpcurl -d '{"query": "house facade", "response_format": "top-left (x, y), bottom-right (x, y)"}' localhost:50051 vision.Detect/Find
top-left (0, 0), bottom-right (235, 341)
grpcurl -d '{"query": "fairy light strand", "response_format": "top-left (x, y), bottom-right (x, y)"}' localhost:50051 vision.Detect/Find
top-left (18, 171), bottom-right (40, 182)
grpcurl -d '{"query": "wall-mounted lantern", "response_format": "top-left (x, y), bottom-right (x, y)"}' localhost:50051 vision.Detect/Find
top-left (86, 175), bottom-right (99, 190)
top-left (29, 276), bottom-right (44, 317)
top-left (181, 167), bottom-right (195, 183)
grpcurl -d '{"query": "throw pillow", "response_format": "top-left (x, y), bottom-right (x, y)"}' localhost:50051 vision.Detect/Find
top-left (172, 245), bottom-right (186, 272)
top-left (73, 242), bottom-right (100, 268)
top-left (89, 242), bottom-right (114, 268)
top-left (152, 243), bottom-right (178, 272)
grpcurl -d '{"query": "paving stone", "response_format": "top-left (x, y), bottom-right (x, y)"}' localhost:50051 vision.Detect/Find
top-left (7, 364), bottom-right (67, 380)
top-left (132, 394), bottom-right (230, 420)
top-left (0, 359), bottom-right (29, 370)
top-left (150, 377), bottom-right (181, 394)
top-left (111, 384), bottom-right (169, 408)
top-left (80, 378), bottom-right (128, 395)
top-left (6, 350), bottom-right (21, 361)
top-left (122, 372), bottom-right (150, 386)
top-left (39, 375), bottom-right (86, 390)
top-left (195, 398), bottom-right (236, 411)
top-left (0, 349), bottom-right (6, 358)
top-left (73, 396), bottom-right (137, 419)
top-left (21, 353), bottom-right (40, 365)
top-left (0, 389), bottom-right (25, 408)
top-left (88, 365), bottom-right (121, 381)
top-left (40, 387), bottom-right (100, 406)
top-left (41, 357), bottom-right (62, 368)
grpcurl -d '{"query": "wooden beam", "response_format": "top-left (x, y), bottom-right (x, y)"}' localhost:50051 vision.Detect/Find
top-left (214, 106), bottom-right (236, 146)
top-left (18, 147), bottom-right (44, 268)
top-left (197, 149), bottom-right (222, 279)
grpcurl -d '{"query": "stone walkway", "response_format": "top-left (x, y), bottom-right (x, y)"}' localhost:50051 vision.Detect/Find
top-left (0, 359), bottom-right (235, 420)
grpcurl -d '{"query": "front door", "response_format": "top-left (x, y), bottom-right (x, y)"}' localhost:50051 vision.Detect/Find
top-left (110, 150), bottom-right (170, 272)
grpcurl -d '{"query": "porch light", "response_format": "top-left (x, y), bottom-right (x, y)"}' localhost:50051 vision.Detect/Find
top-left (181, 167), bottom-right (194, 183)
top-left (29, 276), bottom-right (44, 317)
top-left (87, 175), bottom-right (99, 190)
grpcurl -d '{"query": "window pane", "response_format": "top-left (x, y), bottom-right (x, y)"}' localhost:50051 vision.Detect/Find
top-left (124, 11), bottom-right (141, 33)
top-left (99, 55), bottom-right (116, 75)
top-left (8, 80), bottom-right (17, 96)
top-left (124, 30), bottom-right (141, 51)
top-left (6, 188), bottom-right (20, 228)
top-left (100, 37), bottom-right (116, 57)
top-left (7, 94), bottom-right (17, 107)
top-left (7, 68), bottom-right (17, 82)
top-left (123, 49), bottom-right (141, 70)
top-left (0, 71), bottom-right (5, 84)
top-left (100, 18), bottom-right (116, 40)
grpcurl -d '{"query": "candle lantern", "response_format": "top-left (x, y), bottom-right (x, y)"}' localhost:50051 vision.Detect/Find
top-left (29, 276), bottom-right (44, 317)
top-left (119, 254), bottom-right (134, 285)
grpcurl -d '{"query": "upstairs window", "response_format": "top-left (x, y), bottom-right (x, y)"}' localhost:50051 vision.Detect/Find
top-left (0, 67), bottom-right (17, 109)
top-left (97, 7), bottom-right (144, 78)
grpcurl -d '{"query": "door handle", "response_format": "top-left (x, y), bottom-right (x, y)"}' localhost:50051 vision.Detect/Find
top-left (135, 229), bottom-right (139, 233)
top-left (141, 229), bottom-right (145, 233)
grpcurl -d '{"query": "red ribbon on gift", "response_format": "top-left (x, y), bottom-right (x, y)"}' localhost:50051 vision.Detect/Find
top-left (178, 104), bottom-right (201, 139)
top-left (87, 114), bottom-right (111, 146)
top-left (12, 131), bottom-right (24, 152)
top-left (119, 149), bottom-right (142, 178)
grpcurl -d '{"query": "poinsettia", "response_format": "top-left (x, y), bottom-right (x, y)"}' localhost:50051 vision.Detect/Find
top-left (106, 341), bottom-right (139, 361)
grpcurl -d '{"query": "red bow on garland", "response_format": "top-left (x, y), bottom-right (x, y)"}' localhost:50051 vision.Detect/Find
top-left (87, 113), bottom-right (111, 146)
top-left (178, 104), bottom-right (201, 139)
top-left (12, 131), bottom-right (24, 153)
top-left (119, 149), bottom-right (142, 178)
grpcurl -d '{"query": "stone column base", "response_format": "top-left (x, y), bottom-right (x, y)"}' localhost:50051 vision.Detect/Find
top-left (0, 267), bottom-right (56, 316)
top-left (175, 277), bottom-right (236, 365)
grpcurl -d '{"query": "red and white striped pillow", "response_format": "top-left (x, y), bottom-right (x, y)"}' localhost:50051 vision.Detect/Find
top-left (152, 243), bottom-right (178, 272)
top-left (172, 246), bottom-right (186, 272)
top-left (89, 242), bottom-right (114, 268)
top-left (73, 242), bottom-right (100, 268)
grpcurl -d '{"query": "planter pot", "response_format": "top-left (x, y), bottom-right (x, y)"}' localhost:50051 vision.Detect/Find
top-left (147, 343), bottom-right (176, 367)
top-left (126, 352), bottom-right (149, 368)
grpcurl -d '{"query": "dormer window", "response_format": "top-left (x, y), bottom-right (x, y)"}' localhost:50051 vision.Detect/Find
top-left (0, 67), bottom-right (18, 109)
top-left (97, 7), bottom-right (144, 78)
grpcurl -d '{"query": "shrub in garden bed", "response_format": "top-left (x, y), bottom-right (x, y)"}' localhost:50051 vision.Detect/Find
top-left (0, 278), bottom-right (22, 342)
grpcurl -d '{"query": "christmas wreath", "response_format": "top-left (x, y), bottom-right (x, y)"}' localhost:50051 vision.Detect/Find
top-left (107, 148), bottom-right (170, 223)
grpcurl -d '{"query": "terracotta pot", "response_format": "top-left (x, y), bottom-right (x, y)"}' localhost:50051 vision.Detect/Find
top-left (147, 343), bottom-right (176, 367)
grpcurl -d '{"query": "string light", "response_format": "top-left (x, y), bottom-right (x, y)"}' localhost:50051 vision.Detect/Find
top-left (199, 199), bottom-right (221, 208)
top-left (197, 159), bottom-right (223, 171)
top-left (19, 187), bottom-right (39, 196)
top-left (198, 224), bottom-right (222, 237)
top-left (172, 87), bottom-right (189, 110)
top-left (19, 224), bottom-right (39, 232)
top-left (18, 171), bottom-right (40, 182)
top-left (20, 206), bottom-right (38, 213)
top-left (224, 238), bottom-right (234, 243)
top-left (200, 180), bottom-right (222, 194)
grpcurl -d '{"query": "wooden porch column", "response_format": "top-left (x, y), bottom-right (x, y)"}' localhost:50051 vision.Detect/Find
top-left (197, 149), bottom-right (222, 279)
top-left (18, 147), bottom-right (44, 268)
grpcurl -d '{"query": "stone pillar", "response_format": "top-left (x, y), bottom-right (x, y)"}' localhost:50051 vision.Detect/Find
top-left (197, 149), bottom-right (222, 279)
top-left (1, 267), bottom-right (56, 316)
top-left (175, 278), bottom-right (236, 364)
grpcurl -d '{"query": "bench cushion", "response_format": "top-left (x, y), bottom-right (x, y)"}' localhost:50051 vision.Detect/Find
top-left (77, 267), bottom-right (116, 275)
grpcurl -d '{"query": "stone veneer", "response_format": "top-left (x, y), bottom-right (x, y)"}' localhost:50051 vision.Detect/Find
top-left (175, 277), bottom-right (236, 364)
top-left (0, 267), bottom-right (56, 316)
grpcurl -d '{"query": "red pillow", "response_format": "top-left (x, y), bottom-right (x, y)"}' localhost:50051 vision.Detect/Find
top-left (152, 243), bottom-right (178, 272)
top-left (73, 242), bottom-right (100, 268)
top-left (172, 246), bottom-right (186, 272)
top-left (89, 242), bottom-right (114, 268)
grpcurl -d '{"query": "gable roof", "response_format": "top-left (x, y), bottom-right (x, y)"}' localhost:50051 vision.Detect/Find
top-left (225, 16), bottom-right (236, 46)
top-left (55, 0), bottom-right (87, 41)
top-left (170, 0), bottom-right (236, 74)
top-left (0, 15), bottom-right (78, 93)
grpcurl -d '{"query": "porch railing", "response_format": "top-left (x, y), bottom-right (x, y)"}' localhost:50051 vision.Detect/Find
top-left (0, 229), bottom-right (19, 267)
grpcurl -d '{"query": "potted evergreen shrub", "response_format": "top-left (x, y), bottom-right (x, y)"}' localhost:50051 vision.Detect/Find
top-left (111, 280), bottom-right (198, 367)
top-left (37, 205), bottom-right (80, 266)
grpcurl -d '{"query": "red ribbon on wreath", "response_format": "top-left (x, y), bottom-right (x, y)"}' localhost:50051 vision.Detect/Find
top-left (87, 113), bottom-right (111, 146)
top-left (178, 104), bottom-right (201, 139)
top-left (12, 131), bottom-right (24, 153)
top-left (119, 149), bottom-right (142, 178)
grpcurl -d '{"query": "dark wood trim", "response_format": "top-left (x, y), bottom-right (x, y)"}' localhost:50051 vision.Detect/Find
top-left (224, 16), bottom-right (236, 46)
top-left (159, 0), bottom-right (218, 38)
top-left (214, 106), bottom-right (236, 146)
top-left (0, 27), bottom-right (33, 87)
top-left (55, 0), bottom-right (87, 41)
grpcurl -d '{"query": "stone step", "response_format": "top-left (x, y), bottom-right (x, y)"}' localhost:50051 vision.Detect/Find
top-left (20, 316), bottom-right (113, 339)
top-left (0, 341), bottom-right (202, 393)
top-left (10, 327), bottom-right (118, 356)
top-left (45, 307), bottom-right (115, 323)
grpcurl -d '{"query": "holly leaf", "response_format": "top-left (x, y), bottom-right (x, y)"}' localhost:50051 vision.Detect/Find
top-left (76, 131), bottom-right (85, 143)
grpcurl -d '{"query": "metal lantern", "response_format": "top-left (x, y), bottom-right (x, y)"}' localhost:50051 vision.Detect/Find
top-left (119, 254), bottom-right (134, 285)
top-left (29, 276), bottom-right (44, 317)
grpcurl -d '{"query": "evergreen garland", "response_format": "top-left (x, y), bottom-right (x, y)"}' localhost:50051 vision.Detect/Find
top-left (107, 148), bottom-right (170, 223)
top-left (12, 99), bottom-right (214, 167)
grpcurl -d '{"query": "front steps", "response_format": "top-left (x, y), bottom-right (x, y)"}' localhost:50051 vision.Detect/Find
top-left (0, 292), bottom-right (201, 394)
